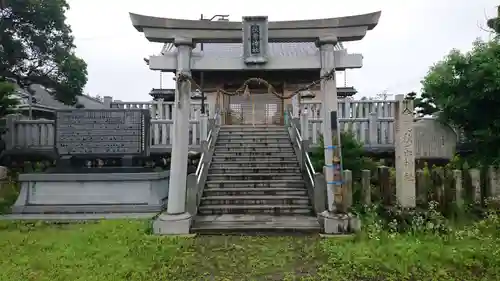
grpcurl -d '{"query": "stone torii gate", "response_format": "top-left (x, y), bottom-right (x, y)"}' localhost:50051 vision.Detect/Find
top-left (130, 12), bottom-right (381, 234)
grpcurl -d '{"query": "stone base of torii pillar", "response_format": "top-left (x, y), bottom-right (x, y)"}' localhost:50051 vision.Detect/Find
top-left (153, 212), bottom-right (192, 235)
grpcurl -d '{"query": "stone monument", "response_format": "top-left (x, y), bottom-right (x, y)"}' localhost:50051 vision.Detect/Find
top-left (394, 94), bottom-right (416, 208)
top-left (11, 109), bottom-right (171, 215)
top-left (55, 109), bottom-right (150, 169)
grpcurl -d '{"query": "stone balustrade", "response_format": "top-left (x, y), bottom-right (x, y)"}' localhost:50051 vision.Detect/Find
top-left (2, 98), bottom-right (458, 159)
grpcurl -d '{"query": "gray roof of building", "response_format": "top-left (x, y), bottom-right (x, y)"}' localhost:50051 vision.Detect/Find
top-left (15, 84), bottom-right (106, 109)
top-left (162, 42), bottom-right (344, 57)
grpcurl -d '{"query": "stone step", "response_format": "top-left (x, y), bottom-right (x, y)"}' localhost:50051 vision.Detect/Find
top-left (216, 139), bottom-right (291, 144)
top-left (214, 147), bottom-right (294, 153)
top-left (201, 195), bottom-right (310, 206)
top-left (217, 135), bottom-right (290, 140)
top-left (217, 138), bottom-right (291, 143)
top-left (210, 161), bottom-right (299, 168)
top-left (218, 131), bottom-right (289, 136)
top-left (205, 179), bottom-right (306, 189)
top-left (215, 143), bottom-right (292, 148)
top-left (221, 124), bottom-right (284, 128)
top-left (213, 152), bottom-right (295, 157)
top-left (212, 155), bottom-right (298, 162)
top-left (191, 214), bottom-right (321, 234)
top-left (219, 126), bottom-right (287, 131)
top-left (207, 173), bottom-right (302, 181)
top-left (203, 187), bottom-right (308, 196)
top-left (198, 204), bottom-right (313, 215)
top-left (209, 167), bottom-right (301, 174)
top-left (219, 128), bottom-right (287, 132)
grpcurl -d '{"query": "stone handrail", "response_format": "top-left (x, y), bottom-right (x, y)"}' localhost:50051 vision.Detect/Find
top-left (186, 109), bottom-right (221, 215)
top-left (285, 109), bottom-right (327, 214)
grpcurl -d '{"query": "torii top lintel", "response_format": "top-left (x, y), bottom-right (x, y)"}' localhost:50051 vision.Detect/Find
top-left (129, 11), bottom-right (381, 44)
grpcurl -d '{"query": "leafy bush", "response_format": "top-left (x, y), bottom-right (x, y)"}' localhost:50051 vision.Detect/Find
top-left (0, 178), bottom-right (19, 214)
top-left (309, 132), bottom-right (378, 181)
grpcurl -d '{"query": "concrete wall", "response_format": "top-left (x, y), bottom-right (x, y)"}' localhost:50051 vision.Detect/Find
top-left (12, 171), bottom-right (171, 214)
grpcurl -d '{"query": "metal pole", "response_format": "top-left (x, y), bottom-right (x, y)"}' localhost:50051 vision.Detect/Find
top-left (200, 14), bottom-right (206, 114)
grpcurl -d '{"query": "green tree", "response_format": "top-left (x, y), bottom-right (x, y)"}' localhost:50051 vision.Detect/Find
top-left (487, 6), bottom-right (500, 34)
top-left (0, 81), bottom-right (18, 117)
top-left (421, 39), bottom-right (500, 164)
top-left (405, 91), bottom-right (438, 117)
top-left (0, 0), bottom-right (87, 106)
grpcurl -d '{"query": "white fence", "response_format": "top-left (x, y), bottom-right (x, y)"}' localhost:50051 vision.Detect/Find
top-left (4, 100), bottom-right (213, 152)
top-left (3, 98), bottom-right (457, 158)
top-left (294, 99), bottom-right (397, 146)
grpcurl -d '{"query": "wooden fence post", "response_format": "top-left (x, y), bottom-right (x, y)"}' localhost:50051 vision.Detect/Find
top-left (488, 166), bottom-right (500, 197)
top-left (415, 169), bottom-right (427, 205)
top-left (378, 166), bottom-right (392, 205)
top-left (340, 170), bottom-right (353, 213)
top-left (453, 169), bottom-right (464, 219)
top-left (361, 169), bottom-right (371, 205)
top-left (469, 168), bottom-right (481, 204)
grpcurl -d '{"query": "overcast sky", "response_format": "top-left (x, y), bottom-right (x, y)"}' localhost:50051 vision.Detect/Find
top-left (66, 0), bottom-right (497, 101)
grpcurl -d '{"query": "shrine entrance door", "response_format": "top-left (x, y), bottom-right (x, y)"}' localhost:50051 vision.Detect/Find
top-left (221, 88), bottom-right (284, 126)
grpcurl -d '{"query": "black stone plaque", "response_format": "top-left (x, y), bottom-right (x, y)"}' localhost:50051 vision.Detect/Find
top-left (250, 24), bottom-right (261, 54)
top-left (55, 109), bottom-right (150, 156)
top-left (330, 111), bottom-right (338, 130)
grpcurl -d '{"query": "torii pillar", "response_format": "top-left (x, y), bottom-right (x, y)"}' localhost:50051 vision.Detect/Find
top-left (153, 38), bottom-right (195, 234)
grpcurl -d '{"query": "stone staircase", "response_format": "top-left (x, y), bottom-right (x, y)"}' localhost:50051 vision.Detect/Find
top-left (191, 125), bottom-right (320, 234)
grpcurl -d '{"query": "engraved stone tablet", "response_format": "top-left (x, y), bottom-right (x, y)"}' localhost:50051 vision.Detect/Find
top-left (243, 16), bottom-right (268, 65)
top-left (55, 109), bottom-right (150, 156)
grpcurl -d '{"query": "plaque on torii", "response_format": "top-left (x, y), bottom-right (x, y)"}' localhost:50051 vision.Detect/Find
top-left (242, 16), bottom-right (269, 65)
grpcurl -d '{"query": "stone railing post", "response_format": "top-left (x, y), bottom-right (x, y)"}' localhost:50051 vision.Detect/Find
top-left (368, 112), bottom-right (378, 145)
top-left (200, 114), bottom-right (208, 142)
top-left (300, 107), bottom-right (309, 141)
top-left (185, 173), bottom-right (198, 215)
top-left (299, 139), bottom-right (310, 171)
top-left (394, 94), bottom-right (416, 208)
top-left (292, 94), bottom-right (300, 118)
top-left (313, 169), bottom-right (327, 214)
top-left (4, 114), bottom-right (20, 150)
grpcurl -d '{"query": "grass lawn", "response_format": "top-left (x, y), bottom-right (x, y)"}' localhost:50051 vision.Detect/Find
top-left (0, 220), bottom-right (499, 281)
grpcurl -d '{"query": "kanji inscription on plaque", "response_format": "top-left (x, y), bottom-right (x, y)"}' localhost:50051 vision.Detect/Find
top-left (55, 109), bottom-right (150, 156)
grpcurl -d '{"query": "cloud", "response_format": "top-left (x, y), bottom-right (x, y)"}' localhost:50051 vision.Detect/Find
top-left (66, 0), bottom-right (498, 101)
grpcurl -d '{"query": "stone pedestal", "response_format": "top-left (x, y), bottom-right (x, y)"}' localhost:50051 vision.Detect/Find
top-left (153, 212), bottom-right (193, 235)
top-left (12, 170), bottom-right (170, 214)
top-left (319, 211), bottom-right (361, 234)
